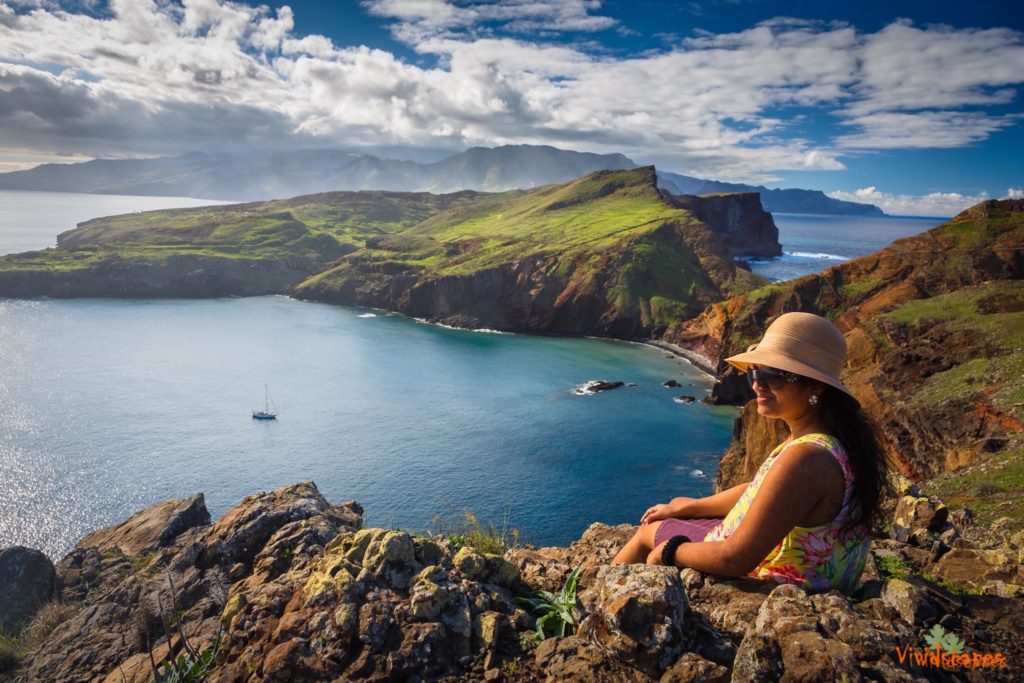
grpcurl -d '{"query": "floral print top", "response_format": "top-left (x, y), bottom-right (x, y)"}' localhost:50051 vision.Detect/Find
top-left (703, 433), bottom-right (871, 594)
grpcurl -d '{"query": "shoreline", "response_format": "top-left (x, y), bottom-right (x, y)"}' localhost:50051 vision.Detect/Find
top-left (639, 338), bottom-right (718, 379)
top-left (313, 296), bottom-right (723, 380)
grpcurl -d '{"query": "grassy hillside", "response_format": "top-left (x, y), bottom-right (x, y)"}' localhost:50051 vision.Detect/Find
top-left (0, 190), bottom-right (523, 293)
top-left (295, 167), bottom-right (765, 334)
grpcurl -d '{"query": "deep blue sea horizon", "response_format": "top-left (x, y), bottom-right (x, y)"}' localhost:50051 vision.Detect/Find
top-left (0, 193), bottom-right (947, 559)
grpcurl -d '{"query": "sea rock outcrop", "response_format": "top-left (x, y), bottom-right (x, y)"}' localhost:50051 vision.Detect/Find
top-left (4, 482), bottom-right (1023, 682)
top-left (76, 493), bottom-right (210, 556)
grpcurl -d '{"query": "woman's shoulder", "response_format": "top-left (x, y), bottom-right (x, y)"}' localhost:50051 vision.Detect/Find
top-left (788, 433), bottom-right (845, 457)
top-left (777, 435), bottom-right (848, 479)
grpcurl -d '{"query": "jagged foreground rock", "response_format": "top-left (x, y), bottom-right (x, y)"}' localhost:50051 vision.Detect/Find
top-left (3, 482), bottom-right (1022, 682)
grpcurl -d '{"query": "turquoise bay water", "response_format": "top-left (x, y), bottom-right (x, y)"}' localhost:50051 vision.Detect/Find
top-left (749, 213), bottom-right (943, 282)
top-left (0, 297), bottom-right (736, 558)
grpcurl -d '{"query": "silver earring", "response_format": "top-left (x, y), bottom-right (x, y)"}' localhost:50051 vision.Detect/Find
top-left (808, 394), bottom-right (819, 406)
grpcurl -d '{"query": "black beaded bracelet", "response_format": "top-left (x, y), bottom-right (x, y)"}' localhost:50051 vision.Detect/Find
top-left (661, 534), bottom-right (691, 566)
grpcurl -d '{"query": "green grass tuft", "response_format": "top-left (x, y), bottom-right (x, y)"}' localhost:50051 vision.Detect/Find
top-left (875, 554), bottom-right (912, 580)
top-left (0, 602), bottom-right (79, 672)
top-left (430, 506), bottom-right (519, 555)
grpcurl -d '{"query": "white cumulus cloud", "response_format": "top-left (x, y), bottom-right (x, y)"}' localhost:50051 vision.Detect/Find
top-left (1009, 188), bottom-right (1024, 199)
top-left (827, 186), bottom-right (990, 217)
top-left (0, 2), bottom-right (1021, 186)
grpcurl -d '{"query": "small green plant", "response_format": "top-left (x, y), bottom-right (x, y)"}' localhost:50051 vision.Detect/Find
top-left (131, 551), bottom-right (158, 574)
top-left (147, 570), bottom-right (226, 683)
top-left (153, 637), bottom-right (220, 683)
top-left (0, 602), bottom-right (80, 672)
top-left (919, 571), bottom-right (983, 596)
top-left (875, 554), bottom-right (912, 580)
top-left (514, 565), bottom-right (583, 640)
top-left (502, 656), bottom-right (522, 676)
top-left (448, 533), bottom-right (468, 551)
top-left (0, 629), bottom-right (26, 671)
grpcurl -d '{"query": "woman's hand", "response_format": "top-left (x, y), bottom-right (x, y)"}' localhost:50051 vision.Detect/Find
top-left (640, 503), bottom-right (672, 525)
top-left (640, 497), bottom-right (696, 525)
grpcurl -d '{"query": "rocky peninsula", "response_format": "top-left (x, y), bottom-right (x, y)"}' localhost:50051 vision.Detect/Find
top-left (0, 167), bottom-right (775, 340)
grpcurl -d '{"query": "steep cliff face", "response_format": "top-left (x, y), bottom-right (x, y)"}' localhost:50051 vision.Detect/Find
top-left (298, 217), bottom-right (756, 338)
top-left (667, 192), bottom-right (782, 258)
top-left (663, 199), bottom-right (1024, 487)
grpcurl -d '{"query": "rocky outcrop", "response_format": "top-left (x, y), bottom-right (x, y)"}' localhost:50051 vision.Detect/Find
top-left (76, 494), bottom-right (210, 556)
top-left (0, 547), bottom-right (55, 631)
top-left (667, 193), bottom-right (781, 258)
top-left (299, 225), bottom-right (733, 337)
top-left (6, 483), bottom-right (1023, 682)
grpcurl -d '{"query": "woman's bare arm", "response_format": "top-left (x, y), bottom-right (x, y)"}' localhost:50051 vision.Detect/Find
top-left (639, 482), bottom-right (750, 525)
top-left (674, 482), bottom-right (749, 518)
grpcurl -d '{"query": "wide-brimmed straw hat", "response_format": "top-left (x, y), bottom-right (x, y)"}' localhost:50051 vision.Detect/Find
top-left (724, 312), bottom-right (854, 398)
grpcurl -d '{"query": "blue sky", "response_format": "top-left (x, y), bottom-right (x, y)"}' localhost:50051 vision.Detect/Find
top-left (0, 0), bottom-right (1021, 215)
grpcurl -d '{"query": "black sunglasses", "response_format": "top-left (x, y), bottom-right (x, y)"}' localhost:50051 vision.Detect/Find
top-left (746, 366), bottom-right (802, 389)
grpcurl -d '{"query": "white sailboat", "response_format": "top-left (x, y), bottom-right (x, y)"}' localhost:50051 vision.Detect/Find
top-left (252, 384), bottom-right (277, 420)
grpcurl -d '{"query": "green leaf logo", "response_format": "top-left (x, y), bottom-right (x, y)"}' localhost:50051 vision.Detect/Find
top-left (923, 624), bottom-right (966, 653)
top-left (941, 631), bottom-right (966, 654)
top-left (923, 624), bottom-right (946, 649)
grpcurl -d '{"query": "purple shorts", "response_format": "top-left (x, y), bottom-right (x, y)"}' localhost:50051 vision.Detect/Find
top-left (654, 517), bottom-right (723, 546)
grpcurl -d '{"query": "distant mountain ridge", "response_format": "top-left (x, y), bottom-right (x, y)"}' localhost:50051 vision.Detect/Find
top-left (0, 145), bottom-right (882, 216)
top-left (656, 170), bottom-right (884, 216)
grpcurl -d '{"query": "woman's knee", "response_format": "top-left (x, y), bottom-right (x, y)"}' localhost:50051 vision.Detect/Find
top-left (633, 521), bottom-right (660, 548)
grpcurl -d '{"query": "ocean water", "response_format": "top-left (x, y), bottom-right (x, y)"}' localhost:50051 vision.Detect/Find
top-left (748, 213), bottom-right (944, 282)
top-left (0, 189), bottom-right (230, 255)
top-left (0, 296), bottom-right (736, 558)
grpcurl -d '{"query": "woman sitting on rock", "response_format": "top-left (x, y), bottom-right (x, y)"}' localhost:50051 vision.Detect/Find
top-left (611, 312), bottom-right (893, 594)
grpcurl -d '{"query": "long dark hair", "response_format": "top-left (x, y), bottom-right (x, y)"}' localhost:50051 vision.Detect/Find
top-left (814, 385), bottom-right (894, 533)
